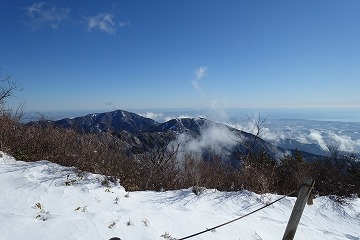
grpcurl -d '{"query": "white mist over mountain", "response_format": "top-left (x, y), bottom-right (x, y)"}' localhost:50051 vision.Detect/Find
top-left (136, 108), bottom-right (360, 156)
top-left (171, 123), bottom-right (239, 159)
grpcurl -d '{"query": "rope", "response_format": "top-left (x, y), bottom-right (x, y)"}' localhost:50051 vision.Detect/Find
top-left (177, 189), bottom-right (297, 240)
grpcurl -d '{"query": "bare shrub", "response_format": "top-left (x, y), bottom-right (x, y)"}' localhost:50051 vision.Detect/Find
top-left (308, 155), bottom-right (360, 197)
top-left (196, 155), bottom-right (232, 191)
top-left (275, 150), bottom-right (310, 195)
top-left (0, 69), bottom-right (22, 112)
top-left (0, 116), bottom-right (132, 182)
top-left (239, 150), bottom-right (276, 194)
top-left (135, 144), bottom-right (181, 191)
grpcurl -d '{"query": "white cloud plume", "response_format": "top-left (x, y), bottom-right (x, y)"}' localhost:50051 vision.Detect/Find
top-left (191, 79), bottom-right (201, 90)
top-left (207, 98), bottom-right (229, 122)
top-left (303, 129), bottom-right (360, 153)
top-left (308, 130), bottom-right (329, 151)
top-left (328, 132), bottom-right (360, 152)
top-left (24, 2), bottom-right (70, 30)
top-left (119, 20), bottom-right (130, 28)
top-left (192, 66), bottom-right (207, 90)
top-left (249, 123), bottom-right (360, 155)
top-left (86, 13), bottom-right (116, 34)
top-left (86, 13), bottom-right (130, 35)
top-left (138, 112), bottom-right (207, 123)
top-left (172, 123), bottom-right (238, 159)
top-left (138, 112), bottom-right (165, 122)
top-left (194, 66), bottom-right (207, 79)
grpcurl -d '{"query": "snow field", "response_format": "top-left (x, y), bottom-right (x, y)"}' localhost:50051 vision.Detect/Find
top-left (0, 152), bottom-right (359, 240)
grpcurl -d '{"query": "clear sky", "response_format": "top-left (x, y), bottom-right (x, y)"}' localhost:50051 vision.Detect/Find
top-left (1, 0), bottom-right (360, 112)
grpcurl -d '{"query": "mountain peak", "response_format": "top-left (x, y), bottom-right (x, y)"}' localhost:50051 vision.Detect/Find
top-left (44, 109), bottom-right (159, 134)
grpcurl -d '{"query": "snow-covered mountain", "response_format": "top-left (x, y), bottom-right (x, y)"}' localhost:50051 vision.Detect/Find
top-left (29, 109), bottom-right (324, 161)
top-left (1, 152), bottom-right (359, 240)
top-left (47, 109), bottom-right (159, 133)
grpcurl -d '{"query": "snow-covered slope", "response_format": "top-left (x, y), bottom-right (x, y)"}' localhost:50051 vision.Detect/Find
top-left (0, 152), bottom-right (359, 240)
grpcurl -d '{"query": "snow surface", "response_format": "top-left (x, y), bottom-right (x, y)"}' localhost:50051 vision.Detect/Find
top-left (0, 152), bottom-right (359, 240)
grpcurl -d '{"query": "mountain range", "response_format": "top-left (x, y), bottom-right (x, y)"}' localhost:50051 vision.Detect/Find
top-left (30, 109), bottom-right (323, 162)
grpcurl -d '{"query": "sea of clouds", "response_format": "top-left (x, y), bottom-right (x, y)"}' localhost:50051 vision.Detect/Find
top-left (138, 109), bottom-right (360, 156)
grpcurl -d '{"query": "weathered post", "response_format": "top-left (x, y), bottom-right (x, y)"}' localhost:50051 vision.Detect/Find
top-left (282, 178), bottom-right (315, 240)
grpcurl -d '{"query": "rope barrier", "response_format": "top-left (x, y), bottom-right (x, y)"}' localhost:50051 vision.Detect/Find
top-left (177, 189), bottom-right (297, 240)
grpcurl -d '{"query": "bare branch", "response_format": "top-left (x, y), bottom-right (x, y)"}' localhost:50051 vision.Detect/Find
top-left (232, 114), bottom-right (269, 164)
top-left (0, 69), bottom-right (22, 113)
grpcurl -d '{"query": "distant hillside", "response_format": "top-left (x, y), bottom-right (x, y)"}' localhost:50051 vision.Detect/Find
top-left (48, 110), bottom-right (159, 133)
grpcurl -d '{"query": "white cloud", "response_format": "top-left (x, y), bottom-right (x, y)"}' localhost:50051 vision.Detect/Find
top-left (24, 2), bottom-right (70, 30)
top-left (86, 13), bottom-right (130, 35)
top-left (208, 98), bottom-right (228, 120)
top-left (86, 13), bottom-right (116, 34)
top-left (191, 79), bottom-right (201, 90)
top-left (138, 112), bottom-right (206, 123)
top-left (194, 66), bottom-right (207, 79)
top-left (309, 129), bottom-right (329, 152)
top-left (138, 112), bottom-right (165, 122)
top-left (171, 123), bottom-right (237, 159)
top-left (192, 66), bottom-right (207, 90)
top-left (328, 132), bottom-right (360, 152)
top-left (119, 20), bottom-right (130, 28)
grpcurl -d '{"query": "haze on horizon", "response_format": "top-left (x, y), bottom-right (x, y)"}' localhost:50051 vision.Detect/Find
top-left (1, 1), bottom-right (360, 112)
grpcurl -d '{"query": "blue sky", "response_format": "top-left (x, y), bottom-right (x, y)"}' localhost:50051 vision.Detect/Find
top-left (1, 0), bottom-right (360, 112)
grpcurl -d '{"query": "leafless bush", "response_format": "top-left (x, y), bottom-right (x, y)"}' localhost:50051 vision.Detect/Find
top-left (275, 150), bottom-right (310, 195)
top-left (178, 152), bottom-right (235, 191)
top-left (0, 70), bottom-right (20, 107)
top-left (308, 156), bottom-right (360, 197)
top-left (0, 115), bottom-right (131, 178)
top-left (134, 144), bottom-right (181, 191)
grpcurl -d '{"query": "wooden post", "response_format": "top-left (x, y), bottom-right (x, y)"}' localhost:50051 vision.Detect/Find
top-left (282, 179), bottom-right (315, 240)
